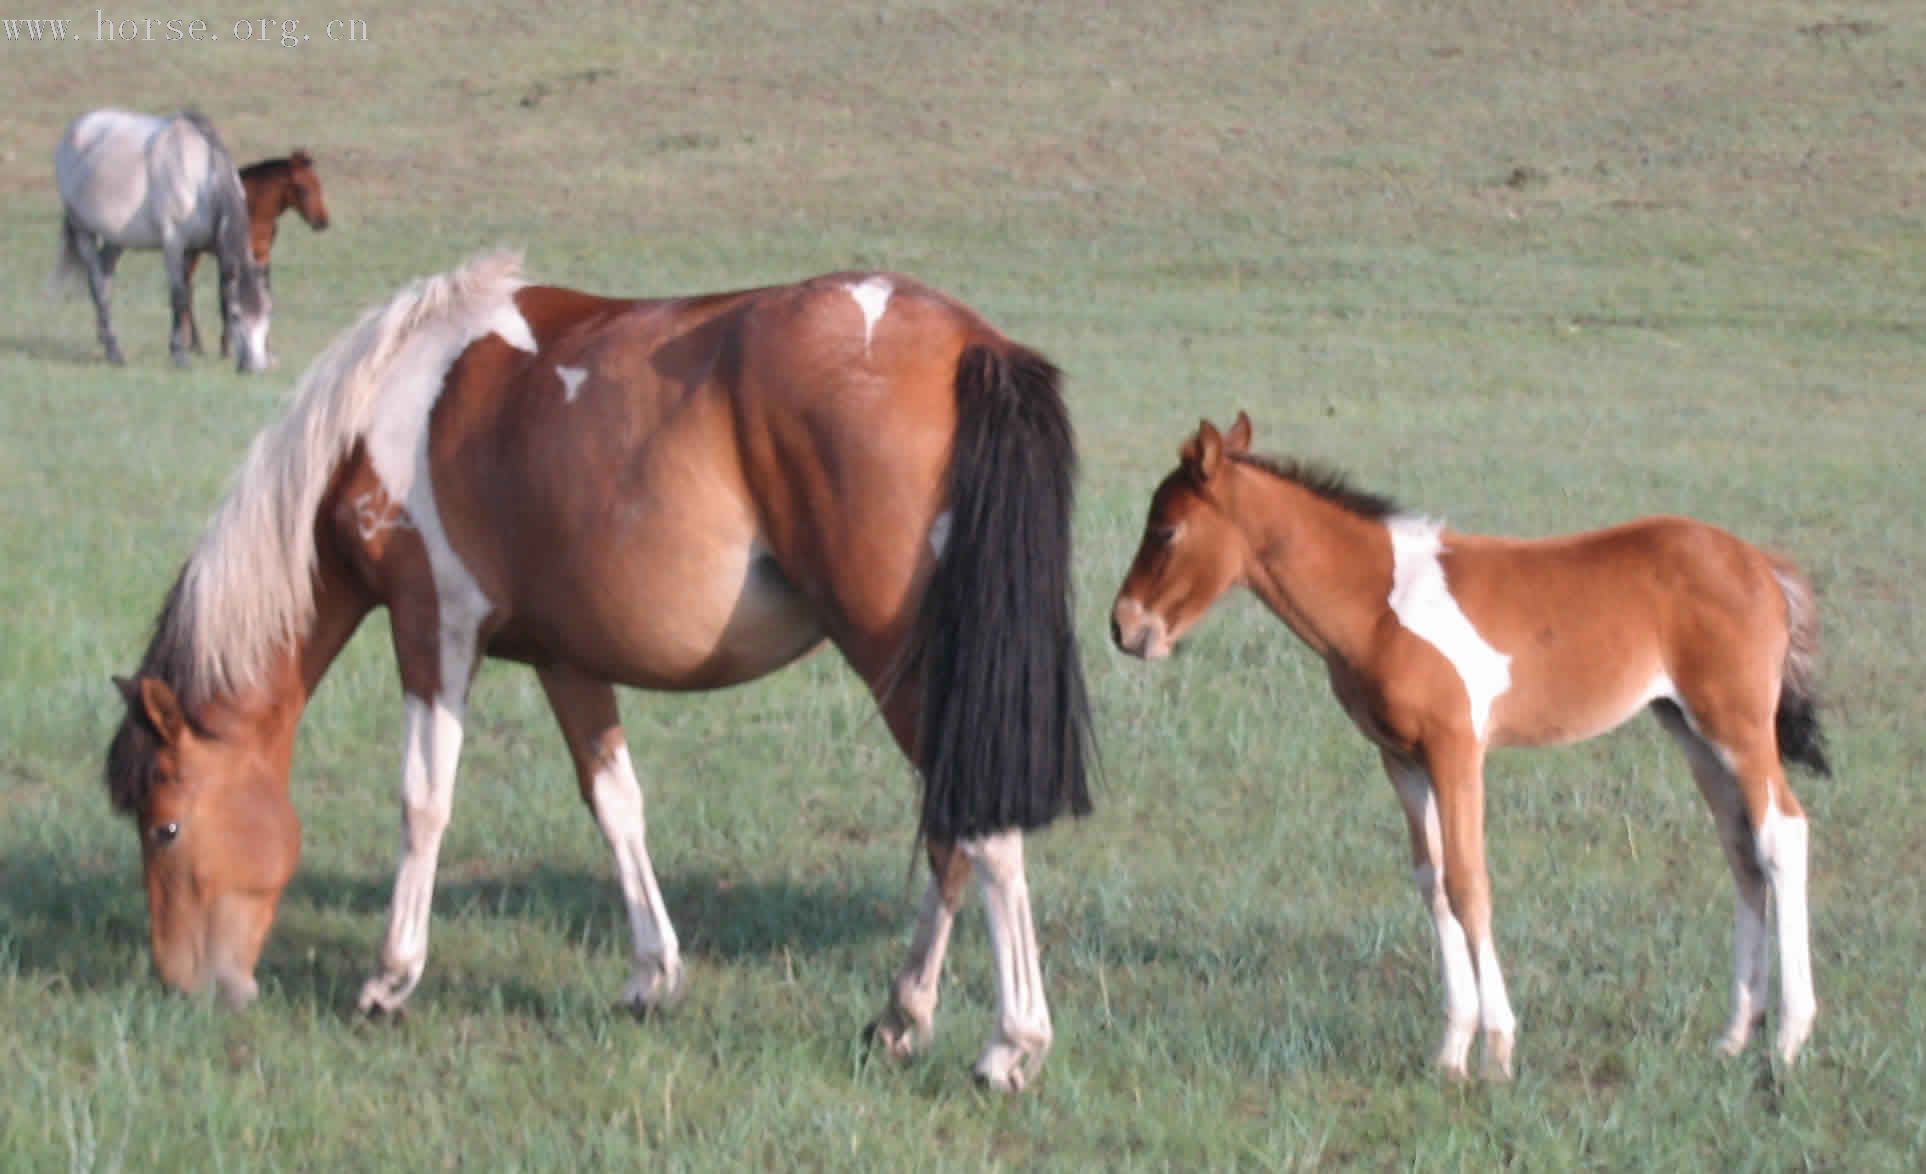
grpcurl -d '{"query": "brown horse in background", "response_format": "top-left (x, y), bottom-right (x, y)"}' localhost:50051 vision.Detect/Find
top-left (104, 253), bottom-right (1092, 1091)
top-left (185, 150), bottom-right (331, 358)
top-left (1112, 412), bottom-right (1826, 1080)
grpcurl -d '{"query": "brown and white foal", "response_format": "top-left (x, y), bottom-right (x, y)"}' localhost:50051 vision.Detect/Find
top-left (1111, 412), bottom-right (1827, 1079)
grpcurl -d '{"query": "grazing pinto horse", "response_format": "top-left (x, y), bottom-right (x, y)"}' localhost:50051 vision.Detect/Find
top-left (185, 150), bottom-right (332, 360)
top-left (103, 253), bottom-right (1093, 1090)
top-left (1111, 413), bottom-right (1827, 1079)
top-left (52, 108), bottom-right (271, 372)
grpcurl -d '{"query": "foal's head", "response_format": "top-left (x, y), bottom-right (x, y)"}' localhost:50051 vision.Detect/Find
top-left (283, 150), bottom-right (331, 230)
top-left (1111, 412), bottom-right (1255, 659)
top-left (106, 676), bottom-right (299, 1007)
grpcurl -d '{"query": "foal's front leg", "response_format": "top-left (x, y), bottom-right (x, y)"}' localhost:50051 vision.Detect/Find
top-left (536, 666), bottom-right (684, 1011)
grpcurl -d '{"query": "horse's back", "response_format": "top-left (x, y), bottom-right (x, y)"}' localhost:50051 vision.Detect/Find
top-left (55, 108), bottom-right (217, 247)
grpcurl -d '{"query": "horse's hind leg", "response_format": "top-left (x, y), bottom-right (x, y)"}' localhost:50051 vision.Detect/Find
top-left (868, 837), bottom-right (971, 1060)
top-left (536, 665), bottom-right (685, 1011)
top-left (65, 217), bottom-right (123, 365)
top-left (1657, 702), bottom-right (1815, 1063)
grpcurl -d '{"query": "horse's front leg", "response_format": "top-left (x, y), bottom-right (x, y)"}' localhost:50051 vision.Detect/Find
top-left (162, 244), bottom-right (193, 367)
top-left (536, 665), bottom-right (684, 1011)
top-left (181, 249), bottom-right (207, 355)
top-left (1382, 750), bottom-right (1484, 1078)
top-left (868, 838), bottom-right (971, 1060)
top-left (357, 618), bottom-right (476, 1015)
top-left (1424, 739), bottom-right (1516, 1080)
top-left (65, 217), bottom-right (124, 365)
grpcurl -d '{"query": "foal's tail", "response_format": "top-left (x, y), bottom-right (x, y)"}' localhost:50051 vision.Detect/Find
top-left (910, 342), bottom-right (1095, 842)
top-left (1771, 557), bottom-right (1832, 777)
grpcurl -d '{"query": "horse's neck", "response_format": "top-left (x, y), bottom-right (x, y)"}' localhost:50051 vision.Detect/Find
top-left (1235, 472), bottom-right (1395, 664)
top-left (194, 542), bottom-right (373, 765)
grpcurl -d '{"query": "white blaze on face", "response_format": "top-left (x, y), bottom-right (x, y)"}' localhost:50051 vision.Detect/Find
top-left (1386, 517), bottom-right (1512, 740)
top-left (556, 364), bottom-right (588, 403)
top-left (846, 276), bottom-right (893, 354)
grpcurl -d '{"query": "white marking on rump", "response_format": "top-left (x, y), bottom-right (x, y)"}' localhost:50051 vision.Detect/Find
top-left (1386, 517), bottom-right (1512, 740)
top-left (556, 364), bottom-right (588, 403)
top-left (846, 277), bottom-right (893, 353)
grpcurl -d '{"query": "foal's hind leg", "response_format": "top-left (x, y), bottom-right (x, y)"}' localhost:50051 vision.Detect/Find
top-left (1657, 703), bottom-right (1815, 1062)
top-left (65, 217), bottom-right (124, 365)
top-left (536, 665), bottom-right (684, 1011)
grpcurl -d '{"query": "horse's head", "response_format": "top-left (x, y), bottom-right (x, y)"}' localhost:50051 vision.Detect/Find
top-left (223, 258), bottom-right (273, 373)
top-left (286, 150), bottom-right (330, 231)
top-left (106, 675), bottom-right (300, 1007)
top-left (1111, 412), bottom-right (1255, 660)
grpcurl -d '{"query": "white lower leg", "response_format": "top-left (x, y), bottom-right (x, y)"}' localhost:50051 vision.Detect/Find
top-left (1421, 864), bottom-right (1482, 1078)
top-left (967, 830), bottom-right (1052, 1091)
top-left (871, 878), bottom-right (958, 1058)
top-left (590, 745), bottom-right (683, 1009)
top-left (1473, 937), bottom-right (1517, 1079)
top-left (1761, 809), bottom-right (1816, 1062)
top-left (360, 694), bottom-right (463, 1012)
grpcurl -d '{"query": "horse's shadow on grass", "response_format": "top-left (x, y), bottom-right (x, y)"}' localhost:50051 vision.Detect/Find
top-left (0, 854), bottom-right (901, 1019)
top-left (0, 330), bottom-right (129, 366)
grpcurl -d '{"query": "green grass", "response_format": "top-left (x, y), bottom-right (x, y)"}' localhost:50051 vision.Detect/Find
top-left (4, 0), bottom-right (1925, 1167)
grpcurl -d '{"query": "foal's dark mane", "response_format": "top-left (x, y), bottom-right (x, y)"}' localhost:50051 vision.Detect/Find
top-left (239, 152), bottom-right (312, 184)
top-left (1230, 452), bottom-right (1401, 521)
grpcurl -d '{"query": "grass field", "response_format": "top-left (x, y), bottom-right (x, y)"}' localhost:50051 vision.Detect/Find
top-left (4, 1), bottom-right (1924, 1167)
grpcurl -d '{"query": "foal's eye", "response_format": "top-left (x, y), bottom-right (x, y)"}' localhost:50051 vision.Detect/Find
top-left (149, 822), bottom-right (181, 846)
top-left (1149, 524), bottom-right (1178, 546)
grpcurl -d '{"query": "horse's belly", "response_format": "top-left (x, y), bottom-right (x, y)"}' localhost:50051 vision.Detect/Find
top-left (513, 535), bottom-right (825, 691)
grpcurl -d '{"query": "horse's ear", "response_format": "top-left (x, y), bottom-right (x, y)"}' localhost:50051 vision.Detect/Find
top-left (1225, 411), bottom-right (1253, 454)
top-left (120, 676), bottom-right (187, 745)
top-left (1180, 419), bottom-right (1225, 481)
top-left (290, 148), bottom-right (312, 166)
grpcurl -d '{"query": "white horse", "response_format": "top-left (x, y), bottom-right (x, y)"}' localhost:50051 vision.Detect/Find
top-left (53, 108), bottom-right (272, 372)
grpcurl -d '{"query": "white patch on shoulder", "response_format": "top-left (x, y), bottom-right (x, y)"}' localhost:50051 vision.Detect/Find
top-left (1386, 517), bottom-right (1512, 740)
top-left (846, 277), bottom-right (893, 354)
top-left (363, 294), bottom-right (531, 683)
top-left (556, 364), bottom-right (588, 403)
top-left (929, 510), bottom-right (953, 558)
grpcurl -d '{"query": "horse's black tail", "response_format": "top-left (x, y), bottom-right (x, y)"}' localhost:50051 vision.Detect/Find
top-left (911, 342), bottom-right (1094, 843)
top-left (1772, 558), bottom-right (1832, 777)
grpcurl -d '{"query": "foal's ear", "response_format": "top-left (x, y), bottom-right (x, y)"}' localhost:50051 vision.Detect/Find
top-left (1225, 411), bottom-right (1253, 454)
top-left (116, 675), bottom-right (187, 745)
top-left (1180, 419), bottom-right (1226, 481)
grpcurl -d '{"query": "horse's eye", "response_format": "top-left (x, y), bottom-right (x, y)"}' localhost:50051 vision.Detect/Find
top-left (150, 821), bottom-right (180, 846)
top-left (1149, 524), bottom-right (1178, 546)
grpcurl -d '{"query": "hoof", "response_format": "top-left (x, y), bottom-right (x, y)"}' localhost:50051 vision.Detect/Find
top-left (1481, 1029), bottom-right (1515, 1081)
top-left (971, 1039), bottom-right (1046, 1093)
top-left (1776, 1016), bottom-right (1815, 1066)
top-left (355, 975), bottom-right (412, 1018)
top-left (616, 959), bottom-right (685, 1017)
top-left (864, 1006), bottom-right (932, 1062)
top-left (103, 347), bottom-right (125, 366)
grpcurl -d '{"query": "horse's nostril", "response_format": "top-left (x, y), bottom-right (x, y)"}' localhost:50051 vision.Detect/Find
top-left (1109, 615), bottom-right (1123, 647)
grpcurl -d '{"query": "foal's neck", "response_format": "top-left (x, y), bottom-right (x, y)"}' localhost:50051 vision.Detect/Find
top-left (1233, 469), bottom-right (1396, 665)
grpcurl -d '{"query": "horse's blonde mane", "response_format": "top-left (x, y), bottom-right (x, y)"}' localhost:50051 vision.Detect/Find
top-left (157, 250), bottom-right (526, 706)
